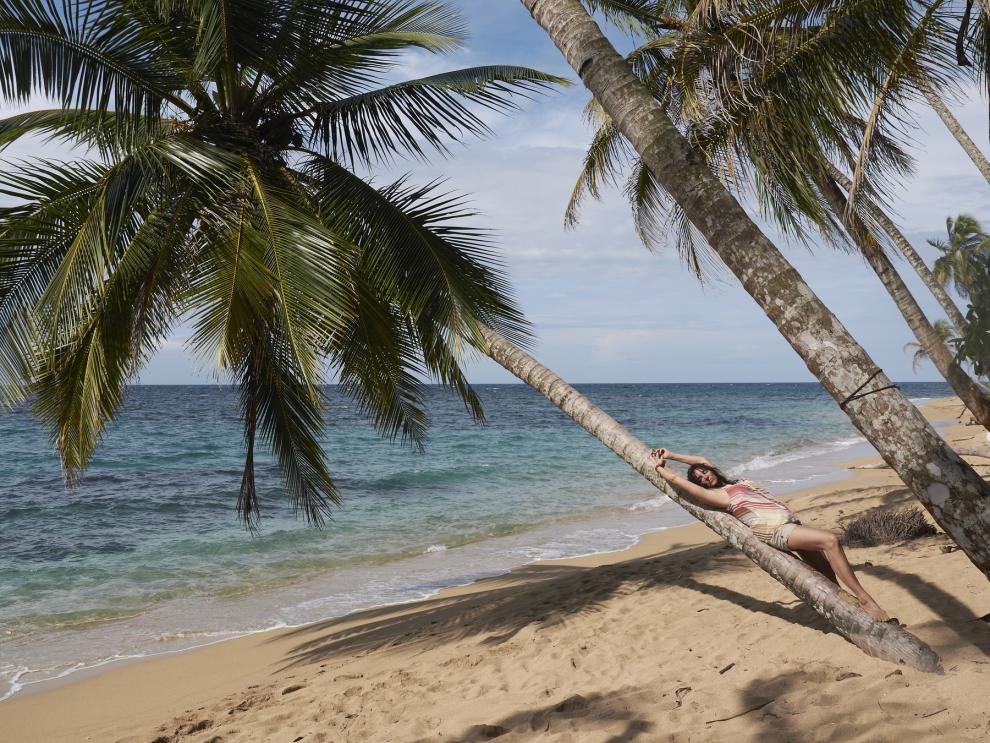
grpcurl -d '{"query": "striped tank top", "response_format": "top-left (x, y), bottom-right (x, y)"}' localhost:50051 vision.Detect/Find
top-left (724, 481), bottom-right (797, 538)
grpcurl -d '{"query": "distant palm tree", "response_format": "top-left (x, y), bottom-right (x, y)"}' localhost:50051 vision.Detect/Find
top-left (904, 319), bottom-right (956, 371)
top-left (0, 0), bottom-right (564, 526)
top-left (929, 215), bottom-right (990, 299)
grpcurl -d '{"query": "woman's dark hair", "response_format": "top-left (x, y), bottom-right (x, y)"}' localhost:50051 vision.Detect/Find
top-left (686, 463), bottom-right (737, 489)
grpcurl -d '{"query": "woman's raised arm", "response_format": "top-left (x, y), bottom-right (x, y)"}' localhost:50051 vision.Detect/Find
top-left (651, 448), bottom-right (713, 467)
top-left (649, 452), bottom-right (730, 509)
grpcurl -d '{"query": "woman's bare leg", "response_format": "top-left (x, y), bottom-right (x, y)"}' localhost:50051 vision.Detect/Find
top-left (794, 548), bottom-right (837, 583)
top-left (785, 526), bottom-right (888, 620)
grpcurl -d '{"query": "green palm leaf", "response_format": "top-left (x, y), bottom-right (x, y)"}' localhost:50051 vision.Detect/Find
top-left (308, 66), bottom-right (568, 165)
top-left (0, 0), bottom-right (193, 116)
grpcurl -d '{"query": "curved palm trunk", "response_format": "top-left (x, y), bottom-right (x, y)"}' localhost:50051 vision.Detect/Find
top-left (483, 328), bottom-right (942, 672)
top-left (520, 0), bottom-right (990, 577)
top-left (826, 163), bottom-right (968, 333)
top-left (827, 166), bottom-right (969, 334)
top-left (814, 172), bottom-right (990, 428)
top-left (919, 80), bottom-right (990, 186)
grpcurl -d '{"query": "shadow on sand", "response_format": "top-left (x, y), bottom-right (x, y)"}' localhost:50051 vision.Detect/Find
top-left (411, 689), bottom-right (653, 743)
top-left (272, 536), bottom-right (835, 673)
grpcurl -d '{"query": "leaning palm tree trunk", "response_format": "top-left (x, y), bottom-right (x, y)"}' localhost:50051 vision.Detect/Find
top-left (814, 171), bottom-right (990, 428)
top-left (483, 328), bottom-right (942, 672)
top-left (826, 163), bottom-right (969, 333)
top-left (919, 80), bottom-right (990, 186)
top-left (519, 0), bottom-right (990, 577)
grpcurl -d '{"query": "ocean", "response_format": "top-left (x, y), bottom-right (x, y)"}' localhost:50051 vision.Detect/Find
top-left (0, 381), bottom-right (952, 698)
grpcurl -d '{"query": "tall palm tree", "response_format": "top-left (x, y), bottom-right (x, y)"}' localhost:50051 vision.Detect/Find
top-left (905, 319), bottom-right (956, 371)
top-left (566, 2), bottom-right (990, 425)
top-left (929, 214), bottom-right (990, 298)
top-left (812, 169), bottom-right (990, 426)
top-left (826, 164), bottom-right (969, 333)
top-left (518, 0), bottom-right (990, 577)
top-left (0, 0), bottom-right (565, 526)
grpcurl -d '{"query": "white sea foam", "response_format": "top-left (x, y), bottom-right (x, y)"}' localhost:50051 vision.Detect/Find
top-left (761, 475), bottom-right (818, 485)
top-left (425, 544), bottom-right (447, 553)
top-left (733, 436), bottom-right (866, 474)
top-left (626, 495), bottom-right (671, 512)
top-left (0, 666), bottom-right (31, 702)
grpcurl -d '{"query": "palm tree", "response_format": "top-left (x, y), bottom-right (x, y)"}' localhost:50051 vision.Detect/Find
top-left (826, 164), bottom-right (969, 333)
top-left (929, 214), bottom-right (990, 298)
top-left (0, 0), bottom-right (566, 526)
top-left (517, 0), bottom-right (990, 577)
top-left (812, 170), bottom-right (990, 426)
top-left (917, 81), bottom-right (990, 187)
top-left (814, 0), bottom-right (990, 209)
top-left (565, 1), bottom-right (990, 425)
top-left (482, 326), bottom-right (943, 672)
top-left (905, 319), bottom-right (956, 371)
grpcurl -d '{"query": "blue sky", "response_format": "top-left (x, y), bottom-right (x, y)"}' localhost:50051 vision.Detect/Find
top-left (4, 1), bottom-right (989, 384)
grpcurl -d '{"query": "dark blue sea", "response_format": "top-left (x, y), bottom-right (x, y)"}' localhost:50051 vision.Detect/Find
top-left (0, 382), bottom-right (953, 697)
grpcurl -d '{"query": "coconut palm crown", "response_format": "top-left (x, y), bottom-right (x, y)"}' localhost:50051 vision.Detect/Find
top-left (929, 214), bottom-right (990, 298)
top-left (904, 318), bottom-right (956, 371)
top-left (566, 0), bottom-right (966, 265)
top-left (0, 0), bottom-right (566, 526)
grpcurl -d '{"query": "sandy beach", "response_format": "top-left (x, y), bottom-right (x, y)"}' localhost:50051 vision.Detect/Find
top-left (2, 396), bottom-right (989, 742)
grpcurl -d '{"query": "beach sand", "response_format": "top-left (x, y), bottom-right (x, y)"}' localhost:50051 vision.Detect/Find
top-left (2, 396), bottom-right (989, 742)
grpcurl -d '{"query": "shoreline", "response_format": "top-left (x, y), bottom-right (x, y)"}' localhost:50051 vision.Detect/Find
top-left (0, 400), bottom-right (897, 704)
top-left (0, 404), bottom-right (896, 703)
top-left (3, 396), bottom-right (988, 742)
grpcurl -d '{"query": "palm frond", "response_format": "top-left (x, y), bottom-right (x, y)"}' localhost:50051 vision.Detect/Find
top-left (27, 188), bottom-right (195, 479)
top-left (846, 1), bottom-right (957, 212)
top-left (330, 275), bottom-right (431, 447)
top-left (260, 0), bottom-right (467, 112)
top-left (624, 157), bottom-right (723, 281)
top-left (236, 328), bottom-right (339, 527)
top-left (307, 66), bottom-right (568, 166)
top-left (0, 0), bottom-right (192, 117)
top-left (565, 107), bottom-right (635, 228)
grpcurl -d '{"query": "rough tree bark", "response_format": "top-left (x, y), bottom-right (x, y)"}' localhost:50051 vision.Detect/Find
top-left (517, 0), bottom-right (990, 577)
top-left (483, 328), bottom-right (942, 672)
top-left (814, 171), bottom-right (990, 429)
top-left (825, 163), bottom-right (969, 333)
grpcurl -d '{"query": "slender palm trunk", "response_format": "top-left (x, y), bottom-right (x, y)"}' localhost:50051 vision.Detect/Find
top-left (827, 164), bottom-right (969, 333)
top-left (482, 328), bottom-right (942, 672)
top-left (814, 171), bottom-right (990, 428)
top-left (520, 0), bottom-right (990, 576)
top-left (919, 80), bottom-right (990, 185)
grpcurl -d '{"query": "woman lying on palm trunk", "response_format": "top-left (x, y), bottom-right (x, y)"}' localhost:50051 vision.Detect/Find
top-left (650, 448), bottom-right (891, 623)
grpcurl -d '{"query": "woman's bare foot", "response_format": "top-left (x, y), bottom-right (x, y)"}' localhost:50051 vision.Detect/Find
top-left (858, 597), bottom-right (890, 623)
top-left (835, 587), bottom-right (890, 622)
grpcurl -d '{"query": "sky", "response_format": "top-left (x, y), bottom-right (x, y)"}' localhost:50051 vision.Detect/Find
top-left (4, 1), bottom-right (990, 385)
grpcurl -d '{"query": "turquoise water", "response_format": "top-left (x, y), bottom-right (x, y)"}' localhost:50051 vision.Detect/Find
top-left (0, 382), bottom-right (951, 697)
